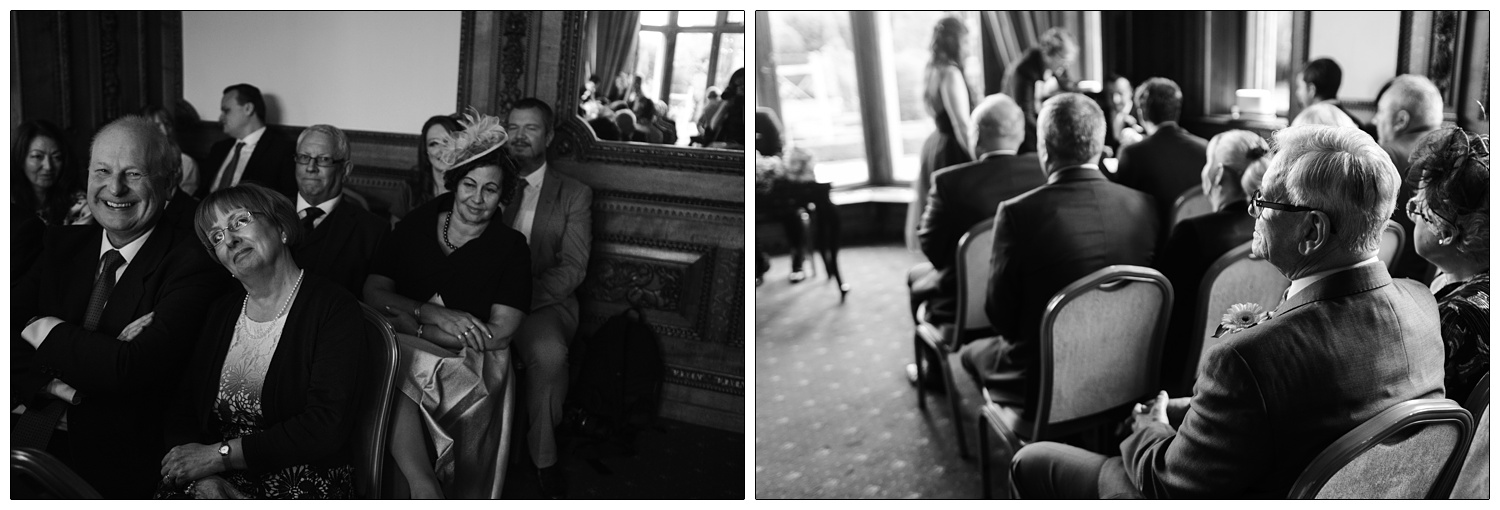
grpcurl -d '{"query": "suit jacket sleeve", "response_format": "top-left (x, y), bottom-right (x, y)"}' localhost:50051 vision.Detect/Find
top-left (1113, 143), bottom-right (1136, 185)
top-left (1121, 343), bottom-right (1272, 498)
top-left (984, 203), bottom-right (1019, 339)
top-left (32, 242), bottom-right (227, 395)
top-left (917, 174), bottom-right (955, 269)
top-left (533, 183), bottom-right (593, 311)
top-left (241, 294), bottom-right (367, 472)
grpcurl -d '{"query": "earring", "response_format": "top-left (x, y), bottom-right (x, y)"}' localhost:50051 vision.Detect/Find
top-left (281, 234), bottom-right (288, 244)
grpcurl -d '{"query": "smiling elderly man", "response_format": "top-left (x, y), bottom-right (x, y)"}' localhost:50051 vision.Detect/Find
top-left (289, 124), bottom-right (389, 297)
top-left (12, 115), bottom-right (230, 498)
top-left (1009, 125), bottom-right (1446, 499)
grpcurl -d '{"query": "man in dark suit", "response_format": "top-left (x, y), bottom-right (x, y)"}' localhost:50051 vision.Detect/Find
top-left (288, 124), bottom-right (388, 298)
top-left (958, 93), bottom-right (1158, 415)
top-left (200, 83), bottom-right (296, 198)
top-left (909, 93), bottom-right (1044, 326)
top-left (1292, 58), bottom-right (1378, 138)
top-left (1112, 77), bottom-right (1208, 237)
top-left (1376, 74), bottom-right (1445, 282)
top-left (503, 97), bottom-right (594, 498)
top-left (1011, 124), bottom-right (1445, 499)
top-left (12, 115), bottom-right (230, 498)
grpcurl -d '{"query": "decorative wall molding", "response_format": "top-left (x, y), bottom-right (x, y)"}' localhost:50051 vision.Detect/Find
top-left (592, 189), bottom-right (742, 211)
top-left (498, 11), bottom-right (528, 113)
top-left (665, 366), bottom-right (744, 396)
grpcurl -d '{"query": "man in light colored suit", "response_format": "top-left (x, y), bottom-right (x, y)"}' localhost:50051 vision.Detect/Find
top-left (503, 97), bottom-right (593, 498)
top-left (1010, 125), bottom-right (1446, 499)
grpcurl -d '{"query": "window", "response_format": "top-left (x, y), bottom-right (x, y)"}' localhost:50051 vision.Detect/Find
top-left (636, 11), bottom-right (744, 144)
top-left (760, 11), bottom-right (980, 187)
top-left (1245, 11), bottom-right (1296, 116)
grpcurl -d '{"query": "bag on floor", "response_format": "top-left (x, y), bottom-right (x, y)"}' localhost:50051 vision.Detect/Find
top-left (572, 306), bottom-right (664, 443)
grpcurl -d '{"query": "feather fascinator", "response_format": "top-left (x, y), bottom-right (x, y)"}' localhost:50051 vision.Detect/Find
top-left (435, 107), bottom-right (509, 169)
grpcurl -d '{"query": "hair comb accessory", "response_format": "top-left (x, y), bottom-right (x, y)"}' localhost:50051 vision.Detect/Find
top-left (434, 106), bottom-right (508, 170)
top-left (1245, 146), bottom-right (1268, 160)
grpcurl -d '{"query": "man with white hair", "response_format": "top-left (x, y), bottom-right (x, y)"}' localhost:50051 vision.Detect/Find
top-left (1009, 125), bottom-right (1445, 499)
top-left (12, 115), bottom-right (230, 497)
top-left (290, 124), bottom-right (388, 297)
top-left (959, 93), bottom-right (1157, 415)
top-left (1376, 74), bottom-right (1445, 281)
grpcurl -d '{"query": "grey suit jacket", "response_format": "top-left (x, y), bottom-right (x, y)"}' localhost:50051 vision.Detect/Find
top-left (1120, 262), bottom-right (1446, 498)
top-left (524, 168), bottom-right (593, 320)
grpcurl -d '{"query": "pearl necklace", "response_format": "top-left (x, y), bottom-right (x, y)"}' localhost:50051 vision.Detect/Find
top-left (241, 269), bottom-right (305, 322)
top-left (442, 212), bottom-right (458, 251)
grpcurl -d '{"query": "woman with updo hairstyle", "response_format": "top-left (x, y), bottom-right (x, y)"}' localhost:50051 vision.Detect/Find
top-left (1406, 127), bottom-right (1489, 405)
top-left (409, 114), bottom-right (465, 214)
top-left (1154, 129), bottom-right (1271, 394)
top-left (906, 16), bottom-right (976, 252)
top-left (364, 109), bottom-right (531, 498)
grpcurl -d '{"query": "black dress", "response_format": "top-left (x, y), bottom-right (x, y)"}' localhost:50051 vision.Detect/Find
top-left (909, 64), bottom-right (975, 251)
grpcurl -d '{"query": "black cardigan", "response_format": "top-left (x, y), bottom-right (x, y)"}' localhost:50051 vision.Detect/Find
top-left (163, 272), bottom-right (370, 473)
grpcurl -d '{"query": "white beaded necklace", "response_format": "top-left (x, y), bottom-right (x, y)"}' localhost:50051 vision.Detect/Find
top-left (237, 270), bottom-right (304, 340)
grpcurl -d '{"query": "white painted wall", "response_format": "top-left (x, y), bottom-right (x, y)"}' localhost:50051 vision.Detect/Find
top-left (1308, 11), bottom-right (1400, 102)
top-left (183, 11), bottom-right (461, 133)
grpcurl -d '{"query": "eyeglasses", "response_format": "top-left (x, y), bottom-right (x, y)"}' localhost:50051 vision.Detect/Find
top-left (206, 211), bottom-right (262, 248)
top-left (1248, 190), bottom-right (1319, 218)
top-left (294, 153), bottom-right (346, 168)
top-left (1406, 198), bottom-right (1455, 227)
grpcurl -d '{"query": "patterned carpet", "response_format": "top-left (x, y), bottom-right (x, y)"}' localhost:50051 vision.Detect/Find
top-left (504, 418), bottom-right (743, 499)
top-left (754, 244), bottom-right (988, 499)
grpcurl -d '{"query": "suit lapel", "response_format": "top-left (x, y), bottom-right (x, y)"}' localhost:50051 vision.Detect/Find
top-left (531, 175), bottom-right (562, 266)
top-left (99, 226), bottom-right (174, 333)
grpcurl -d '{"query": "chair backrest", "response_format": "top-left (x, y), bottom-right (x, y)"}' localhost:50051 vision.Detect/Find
top-left (1170, 188), bottom-right (1212, 230)
top-left (1189, 241), bottom-right (1289, 390)
top-left (354, 303), bottom-right (401, 499)
top-left (955, 218), bottom-right (996, 338)
top-left (1291, 399), bottom-right (1474, 499)
top-left (1035, 265), bottom-right (1173, 437)
top-left (1377, 219), bottom-right (1405, 269)
top-left (10, 447), bottom-right (100, 499)
top-left (1449, 405), bottom-right (1489, 499)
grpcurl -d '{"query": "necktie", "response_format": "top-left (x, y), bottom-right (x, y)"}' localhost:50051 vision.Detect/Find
top-left (15, 249), bottom-right (126, 449)
top-left (302, 206), bottom-right (325, 232)
top-left (501, 179), bottom-right (529, 228)
top-left (216, 141), bottom-right (246, 192)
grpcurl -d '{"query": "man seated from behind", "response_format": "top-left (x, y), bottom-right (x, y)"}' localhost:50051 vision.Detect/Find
top-left (1377, 74), bottom-right (1446, 282)
top-left (290, 124), bottom-right (389, 298)
top-left (1291, 58), bottom-right (1376, 137)
top-left (906, 93), bottom-right (1045, 382)
top-left (1112, 77), bottom-right (1208, 237)
top-left (1011, 124), bottom-right (1446, 499)
top-left (958, 93), bottom-right (1158, 415)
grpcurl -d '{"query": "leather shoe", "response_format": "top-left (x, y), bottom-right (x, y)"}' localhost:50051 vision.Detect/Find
top-left (788, 270), bottom-right (807, 283)
top-left (538, 465), bottom-right (568, 499)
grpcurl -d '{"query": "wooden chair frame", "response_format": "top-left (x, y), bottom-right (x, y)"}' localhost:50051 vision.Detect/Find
top-left (914, 219), bottom-right (995, 459)
top-left (356, 303), bottom-right (401, 499)
top-left (1290, 398), bottom-right (1474, 499)
top-left (10, 447), bottom-right (101, 499)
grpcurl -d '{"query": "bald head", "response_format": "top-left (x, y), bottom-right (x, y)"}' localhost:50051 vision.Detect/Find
top-left (1375, 74), bottom-right (1443, 145)
top-left (969, 93), bottom-right (1026, 155)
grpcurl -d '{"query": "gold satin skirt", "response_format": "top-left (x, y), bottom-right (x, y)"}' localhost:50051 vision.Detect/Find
top-left (396, 332), bottom-right (516, 499)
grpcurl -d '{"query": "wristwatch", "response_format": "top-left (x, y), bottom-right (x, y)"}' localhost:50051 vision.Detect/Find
top-left (218, 440), bottom-right (231, 458)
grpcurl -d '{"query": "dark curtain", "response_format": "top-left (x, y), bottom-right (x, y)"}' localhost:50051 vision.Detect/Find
top-left (594, 11), bottom-right (641, 99)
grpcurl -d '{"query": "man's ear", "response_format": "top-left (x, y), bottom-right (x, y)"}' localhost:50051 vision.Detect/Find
top-left (1393, 109), bottom-right (1411, 134)
top-left (1297, 210), bottom-right (1332, 255)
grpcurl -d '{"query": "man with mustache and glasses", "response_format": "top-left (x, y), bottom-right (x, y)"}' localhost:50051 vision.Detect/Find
top-left (12, 115), bottom-right (230, 498)
top-left (503, 97), bottom-right (593, 499)
top-left (288, 124), bottom-right (389, 297)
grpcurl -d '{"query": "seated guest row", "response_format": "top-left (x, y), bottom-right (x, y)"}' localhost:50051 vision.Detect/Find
top-left (907, 72), bottom-right (1486, 497)
top-left (11, 93), bottom-right (593, 499)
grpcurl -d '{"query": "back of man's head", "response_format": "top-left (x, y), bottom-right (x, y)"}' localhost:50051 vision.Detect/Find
top-left (1134, 77), bottom-right (1182, 125)
top-left (1301, 58), bottom-right (1343, 101)
top-left (223, 83), bottom-right (268, 123)
top-left (1267, 125), bottom-right (1399, 256)
top-left (1376, 74), bottom-right (1443, 141)
top-left (1037, 92), bottom-right (1105, 169)
top-left (969, 93), bottom-right (1025, 155)
top-left (93, 115), bottom-right (182, 194)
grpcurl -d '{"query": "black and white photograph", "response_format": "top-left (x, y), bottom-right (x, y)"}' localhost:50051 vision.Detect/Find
top-left (754, 10), bottom-right (1489, 499)
top-left (10, 10), bottom-right (745, 499)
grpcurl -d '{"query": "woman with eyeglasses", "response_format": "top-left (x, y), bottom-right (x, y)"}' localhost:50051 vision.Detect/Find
top-left (1407, 127), bottom-right (1489, 406)
top-left (157, 183), bottom-right (368, 499)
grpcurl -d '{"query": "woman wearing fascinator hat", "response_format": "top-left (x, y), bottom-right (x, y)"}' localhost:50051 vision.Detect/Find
top-left (363, 108), bottom-right (533, 498)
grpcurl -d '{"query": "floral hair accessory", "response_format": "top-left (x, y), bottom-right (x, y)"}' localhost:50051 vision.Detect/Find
top-left (434, 107), bottom-right (508, 169)
top-left (1213, 302), bottom-right (1271, 338)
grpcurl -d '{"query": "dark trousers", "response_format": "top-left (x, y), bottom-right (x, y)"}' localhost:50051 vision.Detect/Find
top-left (1012, 441), bottom-right (1142, 499)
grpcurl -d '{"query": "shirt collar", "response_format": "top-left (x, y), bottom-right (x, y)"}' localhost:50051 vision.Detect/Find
top-left (979, 149), bottom-right (1018, 160)
top-left (523, 163), bottom-right (548, 188)
top-left (239, 125), bottom-right (267, 146)
top-left (99, 225), bottom-right (156, 264)
top-left (1287, 257), bottom-right (1380, 301)
top-left (296, 193), bottom-right (342, 216)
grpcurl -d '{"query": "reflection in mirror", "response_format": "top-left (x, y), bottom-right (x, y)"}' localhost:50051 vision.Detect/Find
top-left (577, 11), bottom-right (744, 150)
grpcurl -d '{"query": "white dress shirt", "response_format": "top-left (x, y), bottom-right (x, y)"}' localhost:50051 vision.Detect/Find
top-left (214, 125), bottom-right (266, 191)
top-left (296, 193), bottom-right (343, 230)
top-left (515, 165), bottom-right (547, 243)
